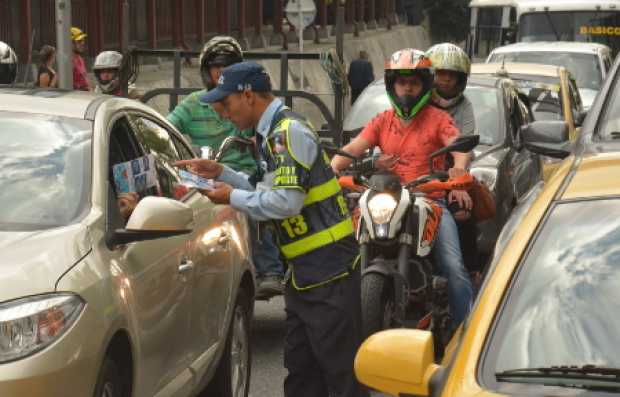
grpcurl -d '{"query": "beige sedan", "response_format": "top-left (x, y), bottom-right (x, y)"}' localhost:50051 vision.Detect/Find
top-left (0, 89), bottom-right (255, 397)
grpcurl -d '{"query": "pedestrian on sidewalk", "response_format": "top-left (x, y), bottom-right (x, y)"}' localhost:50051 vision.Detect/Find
top-left (36, 45), bottom-right (58, 88)
top-left (174, 62), bottom-right (369, 397)
top-left (167, 36), bottom-right (285, 299)
top-left (348, 50), bottom-right (374, 105)
top-left (70, 27), bottom-right (91, 91)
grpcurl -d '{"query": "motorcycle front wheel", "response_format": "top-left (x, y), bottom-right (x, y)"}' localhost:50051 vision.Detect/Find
top-left (361, 273), bottom-right (397, 338)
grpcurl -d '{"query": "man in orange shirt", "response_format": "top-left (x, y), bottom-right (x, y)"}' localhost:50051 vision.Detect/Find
top-left (331, 49), bottom-right (473, 329)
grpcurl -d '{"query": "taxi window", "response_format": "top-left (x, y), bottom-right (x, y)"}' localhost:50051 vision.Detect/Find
top-left (481, 199), bottom-right (620, 394)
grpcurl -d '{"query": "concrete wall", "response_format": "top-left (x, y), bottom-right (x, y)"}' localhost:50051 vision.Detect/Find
top-left (135, 24), bottom-right (431, 129)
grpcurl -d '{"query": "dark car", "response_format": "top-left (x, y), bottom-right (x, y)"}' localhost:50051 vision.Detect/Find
top-left (343, 76), bottom-right (541, 254)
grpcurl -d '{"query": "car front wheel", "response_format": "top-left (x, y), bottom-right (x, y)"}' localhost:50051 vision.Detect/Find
top-left (93, 357), bottom-right (128, 397)
top-left (203, 289), bottom-right (252, 397)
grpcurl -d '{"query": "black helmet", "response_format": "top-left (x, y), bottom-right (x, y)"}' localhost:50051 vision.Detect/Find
top-left (0, 41), bottom-right (18, 84)
top-left (199, 36), bottom-right (243, 89)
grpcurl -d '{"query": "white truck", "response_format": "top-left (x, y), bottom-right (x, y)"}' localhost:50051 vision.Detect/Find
top-left (468, 0), bottom-right (620, 60)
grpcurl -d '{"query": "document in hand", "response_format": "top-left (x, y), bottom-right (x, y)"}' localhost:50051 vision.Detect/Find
top-left (112, 154), bottom-right (159, 196)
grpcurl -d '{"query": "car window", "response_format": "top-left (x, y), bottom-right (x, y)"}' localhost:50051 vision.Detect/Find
top-left (488, 51), bottom-right (603, 90)
top-left (481, 199), bottom-right (620, 393)
top-left (109, 116), bottom-right (162, 196)
top-left (0, 112), bottom-right (92, 231)
top-left (466, 85), bottom-right (503, 145)
top-left (126, 115), bottom-right (184, 199)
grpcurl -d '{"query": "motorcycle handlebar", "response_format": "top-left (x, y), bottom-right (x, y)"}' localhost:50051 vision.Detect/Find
top-left (408, 173), bottom-right (475, 193)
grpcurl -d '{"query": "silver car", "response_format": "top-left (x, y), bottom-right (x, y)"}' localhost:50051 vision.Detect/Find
top-left (0, 89), bottom-right (255, 397)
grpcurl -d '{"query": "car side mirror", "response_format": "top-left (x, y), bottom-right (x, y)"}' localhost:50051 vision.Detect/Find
top-left (213, 136), bottom-right (254, 161)
top-left (109, 196), bottom-right (194, 245)
top-left (521, 121), bottom-right (571, 159)
top-left (354, 329), bottom-right (440, 396)
top-left (522, 120), bottom-right (569, 144)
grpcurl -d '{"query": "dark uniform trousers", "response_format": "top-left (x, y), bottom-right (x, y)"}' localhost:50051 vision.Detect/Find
top-left (283, 265), bottom-right (369, 397)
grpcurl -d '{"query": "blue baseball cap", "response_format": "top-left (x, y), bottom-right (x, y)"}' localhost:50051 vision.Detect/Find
top-left (200, 61), bottom-right (272, 103)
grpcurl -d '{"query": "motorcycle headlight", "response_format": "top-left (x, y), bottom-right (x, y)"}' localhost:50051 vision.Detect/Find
top-left (0, 293), bottom-right (85, 363)
top-left (471, 167), bottom-right (497, 191)
top-left (367, 193), bottom-right (398, 224)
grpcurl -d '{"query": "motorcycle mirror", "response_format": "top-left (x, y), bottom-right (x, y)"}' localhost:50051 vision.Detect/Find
top-left (323, 144), bottom-right (357, 160)
top-left (428, 135), bottom-right (480, 173)
top-left (214, 136), bottom-right (254, 162)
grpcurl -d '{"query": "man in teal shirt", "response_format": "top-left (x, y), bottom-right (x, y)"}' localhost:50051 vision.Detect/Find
top-left (168, 36), bottom-right (284, 298)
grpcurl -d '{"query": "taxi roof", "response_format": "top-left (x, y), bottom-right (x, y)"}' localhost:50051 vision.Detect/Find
top-left (562, 154), bottom-right (620, 199)
top-left (472, 62), bottom-right (564, 78)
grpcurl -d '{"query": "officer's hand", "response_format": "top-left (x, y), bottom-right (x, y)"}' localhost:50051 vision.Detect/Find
top-left (174, 159), bottom-right (223, 179)
top-left (204, 182), bottom-right (233, 204)
top-left (448, 189), bottom-right (473, 211)
top-left (448, 167), bottom-right (467, 178)
top-left (374, 154), bottom-right (399, 170)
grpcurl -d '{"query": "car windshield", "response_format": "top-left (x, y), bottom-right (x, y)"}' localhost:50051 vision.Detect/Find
top-left (0, 112), bottom-right (92, 231)
top-left (519, 11), bottom-right (620, 55)
top-left (488, 51), bottom-right (602, 90)
top-left (343, 80), bottom-right (503, 145)
top-left (482, 199), bottom-right (620, 391)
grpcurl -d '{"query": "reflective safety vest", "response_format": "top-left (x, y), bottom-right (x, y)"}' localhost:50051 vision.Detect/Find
top-left (261, 108), bottom-right (358, 290)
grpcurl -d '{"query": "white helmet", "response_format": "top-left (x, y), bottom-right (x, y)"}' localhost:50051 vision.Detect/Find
top-left (0, 41), bottom-right (18, 84)
top-left (93, 51), bottom-right (123, 94)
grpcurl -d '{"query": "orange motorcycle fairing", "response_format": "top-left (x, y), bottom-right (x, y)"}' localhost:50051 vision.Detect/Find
top-left (420, 199), bottom-right (443, 249)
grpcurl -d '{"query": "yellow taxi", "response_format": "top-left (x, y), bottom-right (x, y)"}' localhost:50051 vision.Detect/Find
top-left (472, 63), bottom-right (586, 180)
top-left (354, 118), bottom-right (620, 396)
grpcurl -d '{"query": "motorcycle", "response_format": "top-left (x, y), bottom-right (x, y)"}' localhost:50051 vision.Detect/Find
top-left (335, 135), bottom-right (479, 352)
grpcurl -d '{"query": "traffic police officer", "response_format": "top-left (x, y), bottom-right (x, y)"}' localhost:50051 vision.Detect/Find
top-left (175, 62), bottom-right (368, 397)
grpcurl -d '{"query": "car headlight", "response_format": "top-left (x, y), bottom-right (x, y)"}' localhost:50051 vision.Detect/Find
top-left (470, 167), bottom-right (497, 191)
top-left (0, 293), bottom-right (85, 363)
top-left (367, 193), bottom-right (398, 224)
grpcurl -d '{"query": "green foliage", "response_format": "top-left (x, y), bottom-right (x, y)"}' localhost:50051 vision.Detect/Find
top-left (423, 0), bottom-right (470, 42)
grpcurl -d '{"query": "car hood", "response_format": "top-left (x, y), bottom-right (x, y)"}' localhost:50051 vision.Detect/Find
top-left (472, 144), bottom-right (505, 168)
top-left (0, 224), bottom-right (91, 303)
top-left (579, 88), bottom-right (598, 110)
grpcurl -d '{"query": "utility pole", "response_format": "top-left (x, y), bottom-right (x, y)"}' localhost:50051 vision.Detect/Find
top-left (55, 0), bottom-right (72, 89)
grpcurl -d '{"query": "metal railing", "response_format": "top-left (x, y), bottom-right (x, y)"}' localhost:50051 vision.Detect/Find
top-left (130, 48), bottom-right (344, 145)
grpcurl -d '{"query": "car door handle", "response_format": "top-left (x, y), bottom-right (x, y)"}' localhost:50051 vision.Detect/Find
top-left (178, 259), bottom-right (194, 274)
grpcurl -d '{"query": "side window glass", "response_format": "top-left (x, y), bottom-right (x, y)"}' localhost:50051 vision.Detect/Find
top-left (109, 118), bottom-right (144, 191)
top-left (127, 115), bottom-right (184, 199)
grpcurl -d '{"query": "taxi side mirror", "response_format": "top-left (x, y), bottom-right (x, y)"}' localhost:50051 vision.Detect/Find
top-left (354, 329), bottom-right (440, 396)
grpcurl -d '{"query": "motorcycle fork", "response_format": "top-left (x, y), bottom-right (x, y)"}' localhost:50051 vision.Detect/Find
top-left (395, 209), bottom-right (415, 321)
